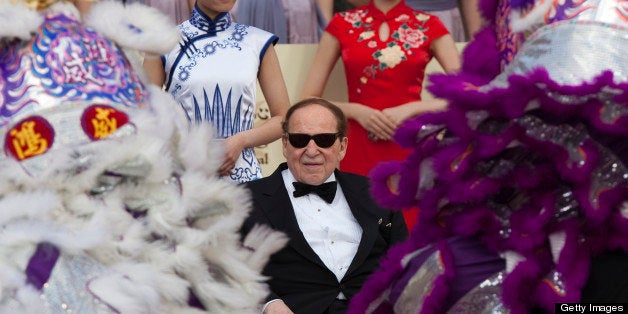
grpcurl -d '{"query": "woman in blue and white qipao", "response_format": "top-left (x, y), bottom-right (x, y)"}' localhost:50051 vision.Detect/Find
top-left (145, 0), bottom-right (290, 183)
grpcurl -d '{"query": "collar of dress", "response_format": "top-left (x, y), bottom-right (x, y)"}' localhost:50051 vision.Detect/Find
top-left (189, 7), bottom-right (232, 35)
top-left (366, 0), bottom-right (411, 22)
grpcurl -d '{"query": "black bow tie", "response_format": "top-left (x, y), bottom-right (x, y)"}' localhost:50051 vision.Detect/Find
top-left (292, 181), bottom-right (337, 204)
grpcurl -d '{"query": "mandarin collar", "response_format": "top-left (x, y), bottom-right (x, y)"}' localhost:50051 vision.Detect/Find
top-left (367, 0), bottom-right (408, 21)
top-left (189, 5), bottom-right (232, 35)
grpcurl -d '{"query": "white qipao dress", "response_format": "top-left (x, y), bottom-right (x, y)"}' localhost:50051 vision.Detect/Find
top-left (163, 8), bottom-right (277, 183)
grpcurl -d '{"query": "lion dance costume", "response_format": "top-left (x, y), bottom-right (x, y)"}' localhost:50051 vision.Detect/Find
top-left (349, 0), bottom-right (628, 312)
top-left (0, 1), bottom-right (286, 313)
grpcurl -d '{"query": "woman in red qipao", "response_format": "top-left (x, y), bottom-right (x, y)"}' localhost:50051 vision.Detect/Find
top-left (301, 0), bottom-right (461, 229)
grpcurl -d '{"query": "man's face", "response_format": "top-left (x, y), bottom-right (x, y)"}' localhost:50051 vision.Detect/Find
top-left (283, 104), bottom-right (347, 186)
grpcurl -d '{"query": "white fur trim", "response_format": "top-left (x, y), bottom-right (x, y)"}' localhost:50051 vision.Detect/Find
top-left (88, 270), bottom-right (161, 313)
top-left (0, 0), bottom-right (43, 40)
top-left (242, 224), bottom-right (289, 271)
top-left (0, 266), bottom-right (45, 313)
top-left (510, 0), bottom-right (554, 33)
top-left (47, 1), bottom-right (81, 20)
top-left (0, 80), bottom-right (285, 312)
top-left (177, 125), bottom-right (225, 176)
top-left (85, 1), bottom-right (180, 55)
top-left (548, 231), bottom-right (567, 264)
top-left (502, 250), bottom-right (526, 273)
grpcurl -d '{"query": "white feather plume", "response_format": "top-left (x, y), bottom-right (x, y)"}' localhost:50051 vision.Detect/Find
top-left (510, 0), bottom-right (554, 33)
top-left (0, 0), bottom-right (43, 40)
top-left (84, 0), bottom-right (181, 55)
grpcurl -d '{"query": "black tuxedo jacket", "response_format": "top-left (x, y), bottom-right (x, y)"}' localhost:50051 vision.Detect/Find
top-left (241, 163), bottom-right (408, 314)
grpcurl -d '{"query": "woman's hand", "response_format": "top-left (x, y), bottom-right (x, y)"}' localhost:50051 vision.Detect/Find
top-left (352, 104), bottom-right (398, 141)
top-left (379, 100), bottom-right (450, 139)
top-left (382, 103), bottom-right (419, 126)
top-left (218, 136), bottom-right (245, 176)
top-left (263, 300), bottom-right (294, 314)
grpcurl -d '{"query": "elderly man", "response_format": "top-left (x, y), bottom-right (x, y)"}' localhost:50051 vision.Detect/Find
top-left (241, 98), bottom-right (408, 314)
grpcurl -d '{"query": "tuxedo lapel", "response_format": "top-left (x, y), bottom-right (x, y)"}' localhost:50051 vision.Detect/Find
top-left (259, 164), bottom-right (327, 269)
top-left (336, 171), bottom-right (380, 276)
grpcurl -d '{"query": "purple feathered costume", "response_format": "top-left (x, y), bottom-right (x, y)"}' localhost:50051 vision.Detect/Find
top-left (349, 0), bottom-right (628, 312)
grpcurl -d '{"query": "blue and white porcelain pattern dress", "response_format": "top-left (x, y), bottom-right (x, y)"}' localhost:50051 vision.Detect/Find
top-left (162, 6), bottom-right (278, 183)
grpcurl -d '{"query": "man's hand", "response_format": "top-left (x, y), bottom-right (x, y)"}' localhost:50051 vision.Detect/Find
top-left (263, 300), bottom-right (294, 314)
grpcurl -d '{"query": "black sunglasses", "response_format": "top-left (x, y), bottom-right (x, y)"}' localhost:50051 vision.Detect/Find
top-left (286, 133), bottom-right (341, 148)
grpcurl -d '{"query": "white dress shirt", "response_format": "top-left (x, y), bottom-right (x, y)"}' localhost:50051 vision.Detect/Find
top-left (262, 170), bottom-right (364, 312)
top-left (281, 169), bottom-right (363, 282)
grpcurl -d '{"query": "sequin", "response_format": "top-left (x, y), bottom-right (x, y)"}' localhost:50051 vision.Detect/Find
top-left (587, 147), bottom-right (628, 210)
top-left (447, 272), bottom-right (509, 313)
top-left (488, 22), bottom-right (628, 88)
top-left (42, 254), bottom-right (119, 313)
top-left (365, 289), bottom-right (391, 314)
top-left (542, 270), bottom-right (567, 296)
top-left (553, 185), bottom-right (581, 221)
top-left (516, 115), bottom-right (588, 168)
top-left (394, 250), bottom-right (445, 313)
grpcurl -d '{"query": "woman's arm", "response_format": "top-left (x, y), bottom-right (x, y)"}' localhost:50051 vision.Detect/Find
top-left (317, 0), bottom-right (334, 23)
top-left (74, 0), bottom-right (92, 11)
top-left (142, 56), bottom-right (166, 88)
top-left (431, 34), bottom-right (461, 74)
top-left (300, 32), bottom-right (341, 99)
top-left (301, 32), bottom-right (397, 140)
top-left (460, 0), bottom-right (483, 40)
top-left (218, 45), bottom-right (290, 175)
top-left (380, 34), bottom-right (461, 127)
top-left (74, 0), bottom-right (92, 15)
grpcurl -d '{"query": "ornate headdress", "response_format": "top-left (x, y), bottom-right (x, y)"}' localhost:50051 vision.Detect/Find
top-left (0, 0), bottom-right (179, 175)
top-left (351, 0), bottom-right (628, 312)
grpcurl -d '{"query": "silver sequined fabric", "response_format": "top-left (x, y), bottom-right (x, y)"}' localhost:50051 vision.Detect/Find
top-left (488, 22), bottom-right (628, 88)
top-left (42, 254), bottom-right (117, 314)
top-left (394, 250), bottom-right (445, 314)
top-left (447, 272), bottom-right (509, 314)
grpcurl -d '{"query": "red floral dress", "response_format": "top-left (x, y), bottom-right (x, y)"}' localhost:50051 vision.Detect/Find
top-left (326, 1), bottom-right (449, 228)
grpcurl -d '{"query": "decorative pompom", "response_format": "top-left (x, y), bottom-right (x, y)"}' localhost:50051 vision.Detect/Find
top-left (85, 0), bottom-right (180, 55)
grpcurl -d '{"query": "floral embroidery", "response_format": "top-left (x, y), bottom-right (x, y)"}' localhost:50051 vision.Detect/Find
top-left (177, 25), bottom-right (249, 83)
top-left (343, 9), bottom-right (368, 27)
top-left (230, 24), bottom-right (249, 42)
top-left (415, 13), bottom-right (431, 22)
top-left (359, 30), bottom-right (375, 41)
top-left (363, 66), bottom-right (377, 78)
top-left (395, 14), bottom-right (410, 22)
top-left (394, 24), bottom-right (427, 49)
top-left (373, 42), bottom-right (407, 69)
top-left (342, 7), bottom-right (433, 84)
